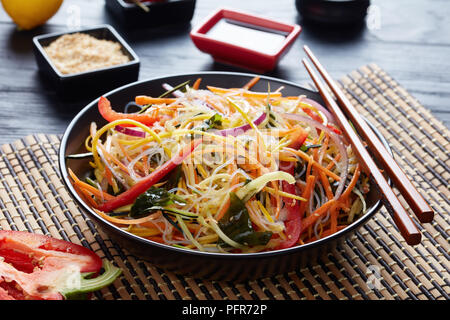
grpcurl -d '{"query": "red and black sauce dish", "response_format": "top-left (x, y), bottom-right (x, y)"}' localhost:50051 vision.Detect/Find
top-left (190, 8), bottom-right (301, 73)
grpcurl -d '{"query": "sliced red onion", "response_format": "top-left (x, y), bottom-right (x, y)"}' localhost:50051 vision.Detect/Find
top-left (216, 112), bottom-right (267, 137)
top-left (282, 113), bottom-right (349, 199)
top-left (300, 98), bottom-right (336, 124)
top-left (115, 125), bottom-right (146, 138)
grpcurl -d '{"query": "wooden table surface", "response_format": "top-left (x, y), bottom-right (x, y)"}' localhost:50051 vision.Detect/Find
top-left (0, 0), bottom-right (448, 146)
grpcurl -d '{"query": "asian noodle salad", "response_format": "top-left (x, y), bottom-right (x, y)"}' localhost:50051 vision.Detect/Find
top-left (68, 77), bottom-right (370, 253)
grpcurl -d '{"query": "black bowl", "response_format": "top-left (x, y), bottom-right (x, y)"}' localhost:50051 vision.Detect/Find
top-left (59, 72), bottom-right (389, 281)
top-left (33, 24), bottom-right (140, 100)
top-left (296, 0), bottom-right (370, 25)
top-left (105, 0), bottom-right (196, 29)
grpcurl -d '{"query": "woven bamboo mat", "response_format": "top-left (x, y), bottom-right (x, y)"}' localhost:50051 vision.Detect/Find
top-left (0, 64), bottom-right (448, 300)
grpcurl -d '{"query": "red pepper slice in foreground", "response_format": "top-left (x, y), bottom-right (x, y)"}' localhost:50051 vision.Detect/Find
top-left (98, 96), bottom-right (160, 126)
top-left (0, 230), bottom-right (121, 300)
top-left (276, 127), bottom-right (308, 250)
top-left (97, 139), bottom-right (201, 213)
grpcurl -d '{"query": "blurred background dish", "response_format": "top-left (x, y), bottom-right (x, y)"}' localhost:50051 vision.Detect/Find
top-left (295, 0), bottom-right (370, 26)
top-left (105, 0), bottom-right (196, 29)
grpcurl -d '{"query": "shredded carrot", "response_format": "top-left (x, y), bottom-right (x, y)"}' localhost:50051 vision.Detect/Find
top-left (298, 175), bottom-right (316, 218)
top-left (187, 222), bottom-right (202, 234)
top-left (284, 147), bottom-right (341, 181)
top-left (192, 78), bottom-right (202, 90)
top-left (301, 199), bottom-right (337, 233)
top-left (207, 86), bottom-right (282, 98)
top-left (340, 164), bottom-right (361, 200)
top-left (319, 170), bottom-right (334, 201)
top-left (215, 164), bottom-right (239, 220)
top-left (72, 182), bottom-right (99, 208)
top-left (326, 153), bottom-right (341, 170)
top-left (134, 96), bottom-right (177, 106)
top-left (329, 205), bottom-right (339, 233)
top-left (139, 214), bottom-right (166, 229)
top-left (145, 236), bottom-right (164, 243)
top-left (193, 163), bottom-right (199, 184)
top-left (94, 208), bottom-right (159, 225)
top-left (97, 143), bottom-right (130, 174)
top-left (104, 166), bottom-right (118, 193)
top-left (306, 155), bottom-right (313, 179)
top-left (68, 168), bottom-right (115, 201)
top-left (117, 141), bottom-right (133, 162)
top-left (142, 155), bottom-right (149, 175)
top-left (318, 167), bottom-right (338, 233)
top-left (242, 76), bottom-right (260, 90)
top-left (204, 96), bottom-right (226, 114)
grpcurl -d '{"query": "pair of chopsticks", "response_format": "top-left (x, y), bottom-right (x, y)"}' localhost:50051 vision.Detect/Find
top-left (302, 45), bottom-right (434, 245)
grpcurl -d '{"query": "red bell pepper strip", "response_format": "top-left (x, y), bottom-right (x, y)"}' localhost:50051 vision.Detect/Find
top-left (0, 230), bottom-right (121, 300)
top-left (98, 96), bottom-right (160, 126)
top-left (302, 107), bottom-right (342, 135)
top-left (302, 107), bottom-right (323, 124)
top-left (97, 139), bottom-right (201, 213)
top-left (276, 127), bottom-right (308, 250)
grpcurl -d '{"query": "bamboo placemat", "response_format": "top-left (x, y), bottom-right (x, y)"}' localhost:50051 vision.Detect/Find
top-left (0, 64), bottom-right (448, 300)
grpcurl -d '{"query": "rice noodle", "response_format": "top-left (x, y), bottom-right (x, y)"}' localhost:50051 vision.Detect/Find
top-left (127, 147), bottom-right (165, 182)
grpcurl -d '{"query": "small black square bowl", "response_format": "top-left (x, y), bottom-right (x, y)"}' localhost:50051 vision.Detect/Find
top-left (32, 24), bottom-right (140, 100)
top-left (105, 0), bottom-right (196, 29)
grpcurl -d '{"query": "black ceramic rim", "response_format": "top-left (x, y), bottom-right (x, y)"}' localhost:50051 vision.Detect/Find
top-left (59, 71), bottom-right (389, 260)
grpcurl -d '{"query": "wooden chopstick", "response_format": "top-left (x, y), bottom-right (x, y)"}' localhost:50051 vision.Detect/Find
top-left (301, 54), bottom-right (421, 245)
top-left (303, 45), bottom-right (434, 224)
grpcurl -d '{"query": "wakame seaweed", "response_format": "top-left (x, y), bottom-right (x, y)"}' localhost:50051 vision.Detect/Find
top-left (218, 192), bottom-right (272, 246)
top-left (130, 187), bottom-right (185, 217)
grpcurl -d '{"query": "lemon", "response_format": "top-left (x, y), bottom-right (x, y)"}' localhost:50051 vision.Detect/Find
top-left (1, 0), bottom-right (63, 30)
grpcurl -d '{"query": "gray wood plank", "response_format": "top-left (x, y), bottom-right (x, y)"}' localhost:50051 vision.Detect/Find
top-left (0, 0), bottom-right (448, 146)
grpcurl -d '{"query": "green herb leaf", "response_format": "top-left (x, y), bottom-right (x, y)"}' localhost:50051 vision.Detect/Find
top-left (206, 113), bottom-right (223, 129)
top-left (218, 193), bottom-right (272, 246)
top-left (300, 144), bottom-right (322, 152)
